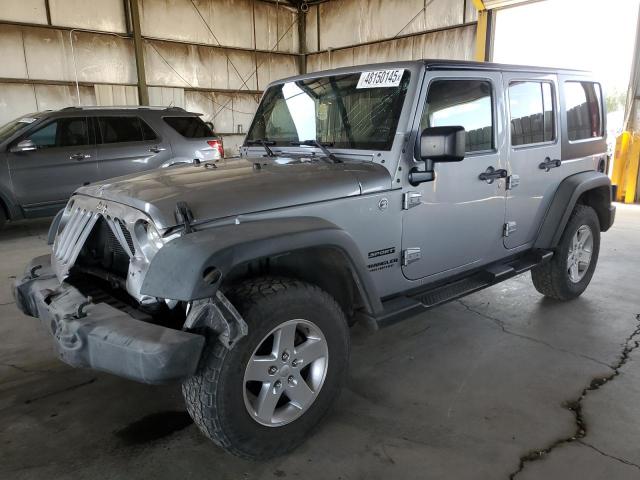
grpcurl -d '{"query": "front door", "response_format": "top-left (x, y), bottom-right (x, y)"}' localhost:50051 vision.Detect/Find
top-left (7, 116), bottom-right (98, 214)
top-left (95, 115), bottom-right (172, 179)
top-left (502, 73), bottom-right (562, 249)
top-left (402, 73), bottom-right (507, 280)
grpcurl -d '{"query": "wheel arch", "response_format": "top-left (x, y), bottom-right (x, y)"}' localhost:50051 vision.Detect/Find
top-left (0, 188), bottom-right (22, 222)
top-left (223, 246), bottom-right (368, 321)
top-left (535, 171), bottom-right (615, 249)
top-left (140, 217), bottom-right (383, 316)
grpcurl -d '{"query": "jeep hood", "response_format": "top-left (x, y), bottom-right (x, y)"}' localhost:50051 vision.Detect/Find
top-left (76, 157), bottom-right (392, 228)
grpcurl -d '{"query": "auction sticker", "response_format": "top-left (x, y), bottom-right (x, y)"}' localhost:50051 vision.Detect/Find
top-left (356, 69), bottom-right (404, 89)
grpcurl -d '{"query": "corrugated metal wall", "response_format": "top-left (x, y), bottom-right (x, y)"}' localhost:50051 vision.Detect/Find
top-left (304, 0), bottom-right (477, 71)
top-left (0, 0), bottom-right (477, 156)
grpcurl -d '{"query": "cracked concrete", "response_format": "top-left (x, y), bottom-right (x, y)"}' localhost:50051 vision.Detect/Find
top-left (1, 205), bottom-right (639, 479)
top-left (509, 313), bottom-right (640, 478)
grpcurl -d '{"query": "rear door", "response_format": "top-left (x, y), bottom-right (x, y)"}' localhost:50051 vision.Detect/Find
top-left (96, 115), bottom-right (172, 179)
top-left (6, 116), bottom-right (98, 212)
top-left (502, 73), bottom-right (562, 249)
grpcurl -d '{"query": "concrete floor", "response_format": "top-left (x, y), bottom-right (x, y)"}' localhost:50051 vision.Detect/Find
top-left (1, 205), bottom-right (639, 479)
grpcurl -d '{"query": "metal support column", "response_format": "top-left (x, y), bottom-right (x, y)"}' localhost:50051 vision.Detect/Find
top-left (613, 5), bottom-right (640, 203)
top-left (472, 0), bottom-right (492, 62)
top-left (297, 5), bottom-right (307, 74)
top-left (129, 0), bottom-right (149, 106)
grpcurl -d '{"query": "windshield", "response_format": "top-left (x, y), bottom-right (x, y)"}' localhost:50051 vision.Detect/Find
top-left (246, 69), bottom-right (411, 150)
top-left (0, 114), bottom-right (41, 144)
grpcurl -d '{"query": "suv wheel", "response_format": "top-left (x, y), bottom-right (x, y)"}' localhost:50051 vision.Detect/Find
top-left (0, 207), bottom-right (5, 230)
top-left (532, 204), bottom-right (601, 300)
top-left (182, 277), bottom-right (350, 459)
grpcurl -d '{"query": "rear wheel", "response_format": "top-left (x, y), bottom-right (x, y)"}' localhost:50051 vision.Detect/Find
top-left (532, 204), bottom-right (600, 300)
top-left (0, 207), bottom-right (5, 230)
top-left (182, 277), bottom-right (350, 459)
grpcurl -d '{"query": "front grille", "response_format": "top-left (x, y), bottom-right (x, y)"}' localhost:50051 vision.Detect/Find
top-left (116, 218), bottom-right (136, 255)
top-left (53, 208), bottom-right (99, 267)
top-left (73, 217), bottom-right (131, 280)
top-left (53, 202), bottom-right (139, 283)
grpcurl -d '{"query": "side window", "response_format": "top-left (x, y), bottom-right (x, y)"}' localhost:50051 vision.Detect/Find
top-left (421, 79), bottom-right (494, 153)
top-left (565, 81), bottom-right (603, 141)
top-left (508, 81), bottom-right (555, 147)
top-left (25, 117), bottom-right (89, 149)
top-left (163, 116), bottom-right (213, 138)
top-left (98, 116), bottom-right (153, 144)
top-left (140, 119), bottom-right (158, 141)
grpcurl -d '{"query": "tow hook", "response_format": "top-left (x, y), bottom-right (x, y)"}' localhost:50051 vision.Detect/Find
top-left (75, 297), bottom-right (93, 319)
top-left (29, 264), bottom-right (42, 279)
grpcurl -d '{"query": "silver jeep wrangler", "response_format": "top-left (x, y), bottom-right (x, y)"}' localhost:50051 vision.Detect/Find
top-left (14, 60), bottom-right (615, 459)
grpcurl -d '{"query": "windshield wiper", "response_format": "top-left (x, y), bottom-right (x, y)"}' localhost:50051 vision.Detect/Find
top-left (246, 138), bottom-right (276, 157)
top-left (290, 140), bottom-right (342, 163)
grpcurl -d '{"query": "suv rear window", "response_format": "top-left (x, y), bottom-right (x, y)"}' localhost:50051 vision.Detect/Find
top-left (163, 116), bottom-right (214, 138)
top-left (98, 116), bottom-right (157, 144)
top-left (565, 81), bottom-right (603, 141)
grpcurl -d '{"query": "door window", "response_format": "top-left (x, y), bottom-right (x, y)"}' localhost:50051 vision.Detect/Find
top-left (164, 116), bottom-right (214, 138)
top-left (565, 82), bottom-right (603, 141)
top-left (508, 81), bottom-right (555, 146)
top-left (421, 79), bottom-right (494, 153)
top-left (25, 117), bottom-right (90, 149)
top-left (98, 116), bottom-right (157, 144)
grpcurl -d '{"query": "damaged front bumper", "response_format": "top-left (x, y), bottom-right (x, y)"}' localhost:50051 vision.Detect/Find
top-left (13, 255), bottom-right (205, 384)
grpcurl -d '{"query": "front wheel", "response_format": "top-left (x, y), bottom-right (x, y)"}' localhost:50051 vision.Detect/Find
top-left (532, 204), bottom-right (601, 300)
top-left (182, 277), bottom-right (350, 459)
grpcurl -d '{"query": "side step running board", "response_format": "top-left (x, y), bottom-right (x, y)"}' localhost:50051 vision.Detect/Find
top-left (375, 249), bottom-right (553, 328)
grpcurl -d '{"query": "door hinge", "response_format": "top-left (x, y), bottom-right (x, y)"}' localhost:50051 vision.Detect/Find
top-left (506, 174), bottom-right (520, 190)
top-left (503, 221), bottom-right (517, 237)
top-left (402, 247), bottom-right (421, 266)
top-left (402, 191), bottom-right (422, 210)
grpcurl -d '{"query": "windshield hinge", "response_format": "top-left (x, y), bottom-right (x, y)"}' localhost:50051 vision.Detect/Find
top-left (402, 247), bottom-right (422, 266)
top-left (503, 221), bottom-right (517, 237)
top-left (402, 191), bottom-right (422, 210)
top-left (175, 201), bottom-right (194, 234)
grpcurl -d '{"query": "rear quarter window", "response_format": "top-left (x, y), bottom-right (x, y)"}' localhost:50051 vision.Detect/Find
top-left (565, 81), bottom-right (603, 141)
top-left (163, 117), bottom-right (214, 138)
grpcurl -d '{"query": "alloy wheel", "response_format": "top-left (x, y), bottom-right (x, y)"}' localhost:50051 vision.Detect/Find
top-left (243, 319), bottom-right (329, 427)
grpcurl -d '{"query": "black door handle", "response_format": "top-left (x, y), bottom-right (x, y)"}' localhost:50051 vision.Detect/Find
top-left (539, 157), bottom-right (561, 172)
top-left (70, 153), bottom-right (90, 161)
top-left (478, 166), bottom-right (508, 183)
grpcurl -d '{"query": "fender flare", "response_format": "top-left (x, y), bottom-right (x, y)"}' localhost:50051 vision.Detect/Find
top-left (534, 171), bottom-right (614, 249)
top-left (140, 216), bottom-right (383, 315)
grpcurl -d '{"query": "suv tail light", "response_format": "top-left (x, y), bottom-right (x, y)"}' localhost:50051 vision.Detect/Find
top-left (207, 139), bottom-right (224, 158)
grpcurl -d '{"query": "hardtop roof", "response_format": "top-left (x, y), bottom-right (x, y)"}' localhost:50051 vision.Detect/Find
top-left (272, 59), bottom-right (592, 86)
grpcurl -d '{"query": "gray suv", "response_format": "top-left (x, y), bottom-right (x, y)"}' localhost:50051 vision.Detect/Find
top-left (14, 60), bottom-right (615, 459)
top-left (0, 106), bottom-right (223, 227)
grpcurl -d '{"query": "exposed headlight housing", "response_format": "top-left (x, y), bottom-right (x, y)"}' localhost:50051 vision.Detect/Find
top-left (134, 220), bottom-right (165, 260)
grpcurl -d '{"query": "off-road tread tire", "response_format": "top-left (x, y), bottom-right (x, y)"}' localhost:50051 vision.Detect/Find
top-left (531, 204), bottom-right (600, 301)
top-left (182, 276), bottom-right (349, 459)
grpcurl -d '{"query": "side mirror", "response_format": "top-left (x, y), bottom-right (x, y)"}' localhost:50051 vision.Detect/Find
top-left (420, 126), bottom-right (466, 162)
top-left (410, 126), bottom-right (466, 186)
top-left (10, 139), bottom-right (36, 153)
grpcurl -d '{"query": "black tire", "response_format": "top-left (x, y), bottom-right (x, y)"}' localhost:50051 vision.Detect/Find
top-left (182, 277), bottom-right (350, 459)
top-left (531, 204), bottom-right (600, 300)
top-left (0, 207), bottom-right (5, 230)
